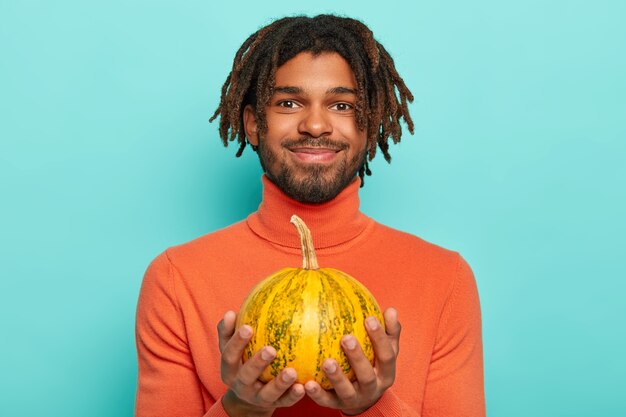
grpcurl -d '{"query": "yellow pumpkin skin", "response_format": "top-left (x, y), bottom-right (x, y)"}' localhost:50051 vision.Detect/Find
top-left (236, 265), bottom-right (384, 390)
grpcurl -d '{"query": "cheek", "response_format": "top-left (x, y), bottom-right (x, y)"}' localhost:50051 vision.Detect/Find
top-left (265, 113), bottom-right (298, 134)
top-left (346, 128), bottom-right (368, 152)
top-left (336, 117), bottom-right (365, 138)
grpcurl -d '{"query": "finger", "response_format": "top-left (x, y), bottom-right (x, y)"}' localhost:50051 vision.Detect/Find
top-left (273, 383), bottom-right (306, 407)
top-left (220, 325), bottom-right (253, 384)
top-left (341, 335), bottom-right (377, 392)
top-left (257, 367), bottom-right (301, 405)
top-left (383, 307), bottom-right (401, 355)
top-left (304, 380), bottom-right (340, 408)
top-left (217, 310), bottom-right (237, 353)
top-left (321, 358), bottom-right (357, 404)
top-left (236, 346), bottom-right (276, 386)
top-left (365, 316), bottom-right (397, 384)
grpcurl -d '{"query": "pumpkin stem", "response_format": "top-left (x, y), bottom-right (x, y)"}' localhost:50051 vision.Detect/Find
top-left (290, 215), bottom-right (319, 270)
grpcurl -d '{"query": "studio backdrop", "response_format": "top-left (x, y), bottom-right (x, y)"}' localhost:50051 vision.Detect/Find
top-left (1, 1), bottom-right (624, 416)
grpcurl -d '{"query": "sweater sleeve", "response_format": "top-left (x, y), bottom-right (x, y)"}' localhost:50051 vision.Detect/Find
top-left (134, 251), bottom-right (230, 417)
top-left (339, 389), bottom-right (419, 417)
top-left (421, 255), bottom-right (485, 417)
top-left (341, 255), bottom-right (484, 417)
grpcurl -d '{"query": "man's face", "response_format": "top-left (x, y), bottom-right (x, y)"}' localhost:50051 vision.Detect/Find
top-left (244, 52), bottom-right (367, 204)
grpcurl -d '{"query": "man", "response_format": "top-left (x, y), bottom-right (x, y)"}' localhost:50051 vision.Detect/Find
top-left (135, 14), bottom-right (485, 417)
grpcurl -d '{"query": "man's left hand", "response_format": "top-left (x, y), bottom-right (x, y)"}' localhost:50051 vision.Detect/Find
top-left (304, 307), bottom-right (401, 415)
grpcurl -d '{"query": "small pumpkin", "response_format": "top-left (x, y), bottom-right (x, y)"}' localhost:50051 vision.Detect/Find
top-left (236, 214), bottom-right (384, 389)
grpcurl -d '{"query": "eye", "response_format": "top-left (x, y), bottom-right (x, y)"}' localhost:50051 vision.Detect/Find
top-left (331, 102), bottom-right (354, 112)
top-left (277, 100), bottom-right (300, 109)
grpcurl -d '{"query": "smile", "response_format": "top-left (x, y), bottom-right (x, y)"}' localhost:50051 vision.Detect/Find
top-left (288, 147), bottom-right (341, 163)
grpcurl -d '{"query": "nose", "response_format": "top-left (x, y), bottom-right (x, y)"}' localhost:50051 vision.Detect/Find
top-left (298, 106), bottom-right (333, 138)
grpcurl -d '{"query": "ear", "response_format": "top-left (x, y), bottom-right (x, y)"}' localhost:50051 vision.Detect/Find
top-left (243, 105), bottom-right (259, 146)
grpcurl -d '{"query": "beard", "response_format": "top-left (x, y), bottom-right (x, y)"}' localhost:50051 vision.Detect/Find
top-left (256, 135), bottom-right (366, 204)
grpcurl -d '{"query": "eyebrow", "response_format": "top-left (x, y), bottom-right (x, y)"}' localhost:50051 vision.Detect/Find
top-left (273, 86), bottom-right (357, 95)
top-left (327, 86), bottom-right (357, 95)
top-left (274, 86), bottom-right (302, 94)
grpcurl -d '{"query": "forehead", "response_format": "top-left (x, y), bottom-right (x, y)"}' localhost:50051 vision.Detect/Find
top-left (273, 52), bottom-right (357, 90)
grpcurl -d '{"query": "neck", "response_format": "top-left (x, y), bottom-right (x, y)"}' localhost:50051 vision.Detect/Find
top-left (246, 175), bottom-right (370, 249)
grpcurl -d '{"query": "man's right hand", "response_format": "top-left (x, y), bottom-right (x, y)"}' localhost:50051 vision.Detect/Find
top-left (217, 310), bottom-right (305, 417)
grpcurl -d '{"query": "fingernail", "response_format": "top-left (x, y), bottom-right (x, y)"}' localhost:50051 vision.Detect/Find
top-left (261, 347), bottom-right (274, 361)
top-left (342, 336), bottom-right (356, 350)
top-left (324, 360), bottom-right (336, 374)
top-left (239, 326), bottom-right (252, 338)
top-left (366, 316), bottom-right (379, 330)
top-left (282, 369), bottom-right (296, 382)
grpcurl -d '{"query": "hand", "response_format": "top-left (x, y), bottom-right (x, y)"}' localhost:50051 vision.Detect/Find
top-left (217, 310), bottom-right (305, 417)
top-left (304, 307), bottom-right (401, 415)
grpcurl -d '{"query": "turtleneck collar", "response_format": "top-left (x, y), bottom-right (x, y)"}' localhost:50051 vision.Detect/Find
top-left (246, 175), bottom-right (372, 249)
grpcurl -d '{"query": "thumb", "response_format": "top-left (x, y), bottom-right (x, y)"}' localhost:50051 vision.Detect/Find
top-left (217, 310), bottom-right (237, 353)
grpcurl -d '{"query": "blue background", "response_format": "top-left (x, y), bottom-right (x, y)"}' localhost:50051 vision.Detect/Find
top-left (1, 0), bottom-right (625, 415)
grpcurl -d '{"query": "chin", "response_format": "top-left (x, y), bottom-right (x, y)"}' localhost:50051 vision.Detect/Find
top-left (272, 172), bottom-right (354, 204)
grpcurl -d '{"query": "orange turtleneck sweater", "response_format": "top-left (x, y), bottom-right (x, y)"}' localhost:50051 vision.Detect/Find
top-left (135, 176), bottom-right (485, 417)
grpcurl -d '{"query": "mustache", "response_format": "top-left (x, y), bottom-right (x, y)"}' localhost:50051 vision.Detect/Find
top-left (282, 136), bottom-right (349, 151)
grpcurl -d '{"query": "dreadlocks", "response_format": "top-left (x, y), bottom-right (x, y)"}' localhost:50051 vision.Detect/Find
top-left (209, 14), bottom-right (414, 184)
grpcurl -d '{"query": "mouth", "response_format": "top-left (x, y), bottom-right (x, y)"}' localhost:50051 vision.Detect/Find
top-left (288, 147), bottom-right (342, 163)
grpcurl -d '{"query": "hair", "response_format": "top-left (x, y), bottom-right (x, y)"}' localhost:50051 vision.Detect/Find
top-left (209, 14), bottom-right (414, 184)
